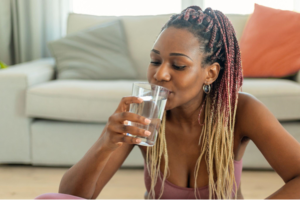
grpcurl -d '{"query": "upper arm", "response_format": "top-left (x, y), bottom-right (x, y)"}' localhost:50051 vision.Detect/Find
top-left (238, 92), bottom-right (300, 183)
top-left (91, 142), bottom-right (136, 199)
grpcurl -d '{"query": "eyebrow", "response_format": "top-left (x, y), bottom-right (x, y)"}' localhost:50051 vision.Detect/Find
top-left (151, 49), bottom-right (193, 61)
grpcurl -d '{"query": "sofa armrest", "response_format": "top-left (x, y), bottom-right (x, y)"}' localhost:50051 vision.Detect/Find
top-left (0, 58), bottom-right (55, 164)
top-left (0, 58), bottom-right (55, 86)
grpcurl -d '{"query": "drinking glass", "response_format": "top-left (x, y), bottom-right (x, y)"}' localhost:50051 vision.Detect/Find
top-left (126, 82), bottom-right (170, 146)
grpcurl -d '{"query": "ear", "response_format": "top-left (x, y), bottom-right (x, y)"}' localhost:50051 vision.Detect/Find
top-left (204, 62), bottom-right (221, 84)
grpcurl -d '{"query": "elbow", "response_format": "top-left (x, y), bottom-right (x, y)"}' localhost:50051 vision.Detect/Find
top-left (58, 173), bottom-right (79, 197)
top-left (58, 172), bottom-right (70, 193)
top-left (58, 178), bottom-right (93, 199)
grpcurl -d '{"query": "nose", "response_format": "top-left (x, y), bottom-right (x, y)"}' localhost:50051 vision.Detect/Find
top-left (153, 62), bottom-right (171, 82)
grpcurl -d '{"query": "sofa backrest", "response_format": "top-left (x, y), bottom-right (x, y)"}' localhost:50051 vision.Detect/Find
top-left (67, 13), bottom-right (250, 80)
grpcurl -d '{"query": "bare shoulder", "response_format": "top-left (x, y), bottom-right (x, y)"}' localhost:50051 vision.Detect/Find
top-left (236, 91), bottom-right (273, 138)
top-left (236, 92), bottom-right (300, 184)
top-left (237, 92), bottom-right (256, 110)
top-left (235, 92), bottom-right (256, 140)
top-left (231, 92), bottom-right (253, 162)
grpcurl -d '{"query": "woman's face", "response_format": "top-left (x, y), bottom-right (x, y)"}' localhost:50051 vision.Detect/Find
top-left (147, 26), bottom-right (211, 111)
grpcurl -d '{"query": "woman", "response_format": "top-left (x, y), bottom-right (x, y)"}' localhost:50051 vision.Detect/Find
top-left (35, 5), bottom-right (300, 200)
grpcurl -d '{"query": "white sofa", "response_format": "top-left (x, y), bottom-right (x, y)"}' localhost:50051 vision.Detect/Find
top-left (1, 13), bottom-right (300, 169)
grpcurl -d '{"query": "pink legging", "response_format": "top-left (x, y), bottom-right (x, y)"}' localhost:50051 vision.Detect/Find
top-left (34, 193), bottom-right (86, 199)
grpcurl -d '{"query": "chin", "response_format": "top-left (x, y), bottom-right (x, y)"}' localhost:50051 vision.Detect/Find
top-left (164, 108), bottom-right (171, 112)
top-left (164, 103), bottom-right (173, 111)
top-left (164, 104), bottom-right (169, 111)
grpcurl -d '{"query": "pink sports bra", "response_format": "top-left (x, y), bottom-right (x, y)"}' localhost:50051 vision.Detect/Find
top-left (144, 159), bottom-right (243, 199)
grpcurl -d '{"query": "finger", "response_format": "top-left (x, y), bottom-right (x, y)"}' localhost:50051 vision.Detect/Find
top-left (116, 96), bottom-right (143, 113)
top-left (121, 134), bottom-right (143, 144)
top-left (116, 112), bottom-right (151, 125)
top-left (122, 120), bottom-right (128, 135)
top-left (111, 123), bottom-right (151, 138)
top-left (112, 133), bottom-right (143, 145)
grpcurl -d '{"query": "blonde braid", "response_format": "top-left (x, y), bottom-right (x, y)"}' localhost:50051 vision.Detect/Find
top-left (146, 110), bottom-right (169, 199)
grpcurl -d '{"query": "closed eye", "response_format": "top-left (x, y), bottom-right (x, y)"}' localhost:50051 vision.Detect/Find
top-left (150, 62), bottom-right (186, 70)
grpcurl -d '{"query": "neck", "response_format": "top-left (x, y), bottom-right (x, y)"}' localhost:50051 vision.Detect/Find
top-left (167, 93), bottom-right (207, 130)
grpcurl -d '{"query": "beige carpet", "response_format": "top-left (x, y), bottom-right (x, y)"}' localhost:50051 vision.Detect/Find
top-left (0, 165), bottom-right (284, 199)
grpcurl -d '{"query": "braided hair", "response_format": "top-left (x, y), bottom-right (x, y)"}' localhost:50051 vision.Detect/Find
top-left (145, 5), bottom-right (244, 199)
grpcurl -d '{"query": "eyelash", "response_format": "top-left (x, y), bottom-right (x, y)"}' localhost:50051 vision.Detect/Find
top-left (150, 62), bottom-right (186, 70)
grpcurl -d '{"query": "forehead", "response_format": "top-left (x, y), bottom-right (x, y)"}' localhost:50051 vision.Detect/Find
top-left (152, 27), bottom-right (201, 55)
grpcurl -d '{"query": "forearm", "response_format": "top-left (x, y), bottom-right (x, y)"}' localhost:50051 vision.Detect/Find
top-left (265, 175), bottom-right (300, 199)
top-left (59, 136), bottom-right (113, 199)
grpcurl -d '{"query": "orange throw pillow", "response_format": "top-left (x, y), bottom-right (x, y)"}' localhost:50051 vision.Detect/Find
top-left (240, 3), bottom-right (300, 78)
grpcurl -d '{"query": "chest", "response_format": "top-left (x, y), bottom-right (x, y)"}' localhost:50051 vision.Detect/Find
top-left (138, 120), bottom-right (247, 189)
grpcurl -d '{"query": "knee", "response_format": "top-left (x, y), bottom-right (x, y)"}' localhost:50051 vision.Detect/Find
top-left (34, 193), bottom-right (86, 199)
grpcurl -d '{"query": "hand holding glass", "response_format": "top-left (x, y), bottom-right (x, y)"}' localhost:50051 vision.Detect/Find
top-left (126, 82), bottom-right (170, 146)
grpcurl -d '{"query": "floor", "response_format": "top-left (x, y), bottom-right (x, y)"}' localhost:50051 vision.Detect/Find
top-left (0, 164), bottom-right (284, 199)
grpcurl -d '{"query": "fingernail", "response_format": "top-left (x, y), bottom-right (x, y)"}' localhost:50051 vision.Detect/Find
top-left (145, 131), bottom-right (151, 136)
top-left (138, 97), bottom-right (143, 101)
top-left (145, 118), bottom-right (151, 124)
top-left (136, 139), bottom-right (141, 143)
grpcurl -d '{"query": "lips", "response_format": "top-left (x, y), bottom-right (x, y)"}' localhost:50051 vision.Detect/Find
top-left (150, 82), bottom-right (173, 94)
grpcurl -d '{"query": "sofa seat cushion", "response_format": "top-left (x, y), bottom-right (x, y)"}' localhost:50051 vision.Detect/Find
top-left (242, 78), bottom-right (300, 121)
top-left (26, 79), bottom-right (146, 123)
top-left (26, 79), bottom-right (300, 122)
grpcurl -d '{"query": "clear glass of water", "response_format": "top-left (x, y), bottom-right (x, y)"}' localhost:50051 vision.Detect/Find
top-left (126, 82), bottom-right (170, 146)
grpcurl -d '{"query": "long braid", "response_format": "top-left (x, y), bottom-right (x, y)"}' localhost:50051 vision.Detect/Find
top-left (146, 5), bottom-right (243, 199)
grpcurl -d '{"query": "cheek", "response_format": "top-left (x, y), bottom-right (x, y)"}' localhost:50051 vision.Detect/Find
top-left (173, 74), bottom-right (203, 101)
top-left (176, 72), bottom-right (201, 91)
